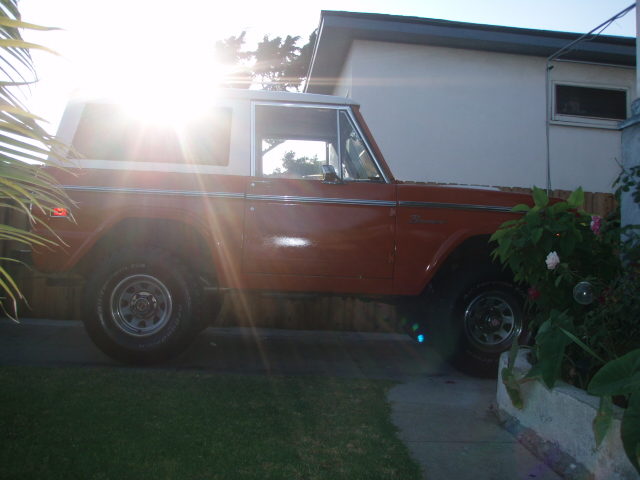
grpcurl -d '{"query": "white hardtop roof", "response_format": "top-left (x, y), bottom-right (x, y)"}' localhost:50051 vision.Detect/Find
top-left (70, 88), bottom-right (359, 107)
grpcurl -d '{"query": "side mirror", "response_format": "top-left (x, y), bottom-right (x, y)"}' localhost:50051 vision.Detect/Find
top-left (322, 165), bottom-right (345, 185)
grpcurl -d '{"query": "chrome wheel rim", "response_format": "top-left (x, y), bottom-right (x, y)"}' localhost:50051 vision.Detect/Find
top-left (464, 292), bottom-right (521, 352)
top-left (110, 274), bottom-right (173, 337)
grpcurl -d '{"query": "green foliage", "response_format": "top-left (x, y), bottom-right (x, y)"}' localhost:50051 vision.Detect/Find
top-left (212, 31), bottom-right (253, 88)
top-left (593, 396), bottom-right (614, 448)
top-left (272, 151), bottom-right (322, 178)
top-left (213, 30), bottom-right (317, 91)
top-left (535, 310), bottom-right (575, 389)
top-left (621, 393), bottom-right (640, 473)
top-left (588, 351), bottom-right (640, 471)
top-left (491, 185), bottom-right (626, 387)
top-left (494, 174), bottom-right (640, 473)
top-left (616, 163), bottom-right (640, 205)
top-left (0, 0), bottom-right (74, 316)
top-left (501, 340), bottom-right (524, 409)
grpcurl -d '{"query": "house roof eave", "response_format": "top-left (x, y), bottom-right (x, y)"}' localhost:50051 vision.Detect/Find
top-left (305, 10), bottom-right (637, 95)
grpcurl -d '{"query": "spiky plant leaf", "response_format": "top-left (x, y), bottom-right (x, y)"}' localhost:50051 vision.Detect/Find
top-left (0, 0), bottom-right (75, 318)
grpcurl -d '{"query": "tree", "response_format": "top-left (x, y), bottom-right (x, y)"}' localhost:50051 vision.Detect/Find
top-left (282, 30), bottom-right (316, 91)
top-left (253, 34), bottom-right (301, 91)
top-left (212, 31), bottom-right (253, 89)
top-left (214, 30), bottom-right (317, 92)
top-left (273, 151), bottom-right (322, 177)
top-left (0, 0), bottom-right (74, 316)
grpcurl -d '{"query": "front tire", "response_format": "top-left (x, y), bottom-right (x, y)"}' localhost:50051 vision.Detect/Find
top-left (432, 273), bottom-right (527, 378)
top-left (82, 247), bottom-right (201, 364)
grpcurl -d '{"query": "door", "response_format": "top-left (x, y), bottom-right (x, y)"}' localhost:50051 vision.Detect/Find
top-left (242, 104), bottom-right (396, 279)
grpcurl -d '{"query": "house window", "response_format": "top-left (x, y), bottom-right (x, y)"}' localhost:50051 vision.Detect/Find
top-left (553, 84), bottom-right (628, 127)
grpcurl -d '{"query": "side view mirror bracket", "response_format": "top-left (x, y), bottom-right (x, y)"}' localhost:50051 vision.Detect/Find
top-left (322, 165), bottom-right (346, 185)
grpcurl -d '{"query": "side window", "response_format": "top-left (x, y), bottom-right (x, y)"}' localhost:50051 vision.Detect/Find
top-left (255, 105), bottom-right (337, 179)
top-left (71, 103), bottom-right (232, 165)
top-left (254, 104), bottom-right (383, 181)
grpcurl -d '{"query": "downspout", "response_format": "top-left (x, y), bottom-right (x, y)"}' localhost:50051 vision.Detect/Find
top-left (544, 3), bottom-right (636, 195)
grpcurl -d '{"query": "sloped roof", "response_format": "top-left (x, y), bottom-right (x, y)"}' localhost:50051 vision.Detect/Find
top-left (305, 10), bottom-right (636, 95)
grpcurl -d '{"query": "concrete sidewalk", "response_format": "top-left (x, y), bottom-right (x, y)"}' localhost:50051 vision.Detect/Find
top-left (0, 318), bottom-right (561, 479)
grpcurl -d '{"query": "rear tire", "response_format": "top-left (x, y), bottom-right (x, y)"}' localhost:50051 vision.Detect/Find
top-left (82, 246), bottom-right (201, 365)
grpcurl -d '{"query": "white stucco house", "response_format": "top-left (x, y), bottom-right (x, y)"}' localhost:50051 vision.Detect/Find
top-left (305, 11), bottom-right (636, 195)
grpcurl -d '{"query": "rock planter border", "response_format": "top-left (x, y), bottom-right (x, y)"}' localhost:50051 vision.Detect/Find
top-left (495, 350), bottom-right (637, 480)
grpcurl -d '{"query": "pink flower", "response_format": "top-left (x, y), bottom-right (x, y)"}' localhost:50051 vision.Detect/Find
top-left (597, 287), bottom-right (610, 305)
top-left (546, 251), bottom-right (560, 270)
top-left (527, 286), bottom-right (541, 301)
top-left (590, 215), bottom-right (602, 235)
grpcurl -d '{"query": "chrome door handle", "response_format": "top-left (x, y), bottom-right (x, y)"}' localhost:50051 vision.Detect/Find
top-left (250, 181), bottom-right (272, 188)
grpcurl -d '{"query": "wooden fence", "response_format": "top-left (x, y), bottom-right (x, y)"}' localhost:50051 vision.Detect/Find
top-left (1, 186), bottom-right (617, 330)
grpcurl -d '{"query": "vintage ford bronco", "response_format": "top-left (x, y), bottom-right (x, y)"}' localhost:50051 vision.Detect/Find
top-left (32, 88), bottom-right (533, 377)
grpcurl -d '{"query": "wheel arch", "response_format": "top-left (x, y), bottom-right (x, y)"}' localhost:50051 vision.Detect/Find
top-left (73, 216), bottom-right (215, 281)
top-left (423, 234), bottom-right (513, 292)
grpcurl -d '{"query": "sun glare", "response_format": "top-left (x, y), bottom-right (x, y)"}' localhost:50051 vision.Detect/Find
top-left (123, 92), bottom-right (209, 128)
top-left (76, 44), bottom-right (233, 129)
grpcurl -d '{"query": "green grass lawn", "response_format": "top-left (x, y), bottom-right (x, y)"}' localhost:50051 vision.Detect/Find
top-left (0, 366), bottom-right (422, 480)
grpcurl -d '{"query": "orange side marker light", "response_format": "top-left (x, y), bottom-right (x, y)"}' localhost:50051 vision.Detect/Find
top-left (51, 207), bottom-right (68, 217)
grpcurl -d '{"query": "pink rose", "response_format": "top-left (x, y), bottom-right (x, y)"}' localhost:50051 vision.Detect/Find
top-left (590, 216), bottom-right (602, 235)
top-left (527, 286), bottom-right (541, 301)
top-left (546, 251), bottom-right (560, 270)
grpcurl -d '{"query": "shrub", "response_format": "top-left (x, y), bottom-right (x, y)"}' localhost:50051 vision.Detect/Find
top-left (492, 173), bottom-right (640, 473)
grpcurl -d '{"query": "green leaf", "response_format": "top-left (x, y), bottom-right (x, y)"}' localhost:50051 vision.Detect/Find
top-left (523, 361), bottom-right (543, 381)
top-left (526, 213), bottom-right (542, 227)
top-left (536, 319), bottom-right (572, 389)
top-left (511, 204), bottom-right (530, 212)
top-left (530, 228), bottom-right (543, 245)
top-left (507, 339), bottom-right (519, 368)
top-left (497, 237), bottom-right (512, 263)
top-left (0, 39), bottom-right (60, 56)
top-left (588, 350), bottom-right (640, 397)
top-left (593, 396), bottom-right (614, 448)
top-left (560, 327), bottom-right (606, 364)
top-left (549, 202), bottom-right (570, 213)
top-left (490, 229), bottom-right (507, 242)
top-left (0, 17), bottom-right (61, 32)
top-left (501, 367), bottom-right (524, 409)
top-left (540, 235), bottom-right (553, 251)
top-left (567, 187), bottom-right (585, 208)
top-left (558, 233), bottom-right (577, 255)
top-left (621, 391), bottom-right (640, 474)
top-left (532, 186), bottom-right (550, 208)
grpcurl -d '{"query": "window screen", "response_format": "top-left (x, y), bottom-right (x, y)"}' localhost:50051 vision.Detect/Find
top-left (72, 103), bottom-right (232, 165)
top-left (555, 85), bottom-right (627, 121)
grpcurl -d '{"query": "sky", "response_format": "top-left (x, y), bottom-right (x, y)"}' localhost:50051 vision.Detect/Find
top-left (16, 0), bottom-right (638, 133)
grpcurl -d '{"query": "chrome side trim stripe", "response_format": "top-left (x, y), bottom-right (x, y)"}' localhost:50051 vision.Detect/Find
top-left (399, 201), bottom-right (514, 213)
top-left (61, 185), bottom-right (515, 212)
top-left (246, 194), bottom-right (395, 207)
top-left (61, 185), bottom-right (244, 199)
